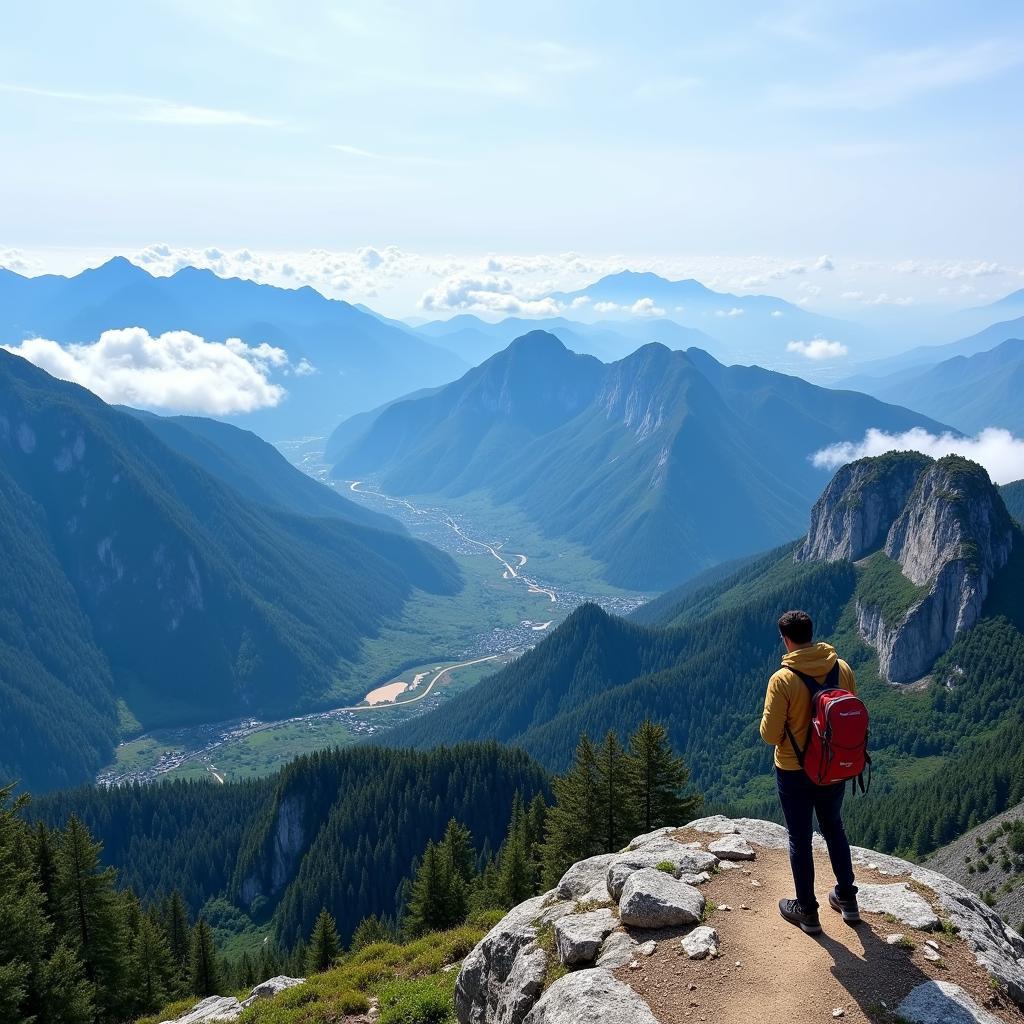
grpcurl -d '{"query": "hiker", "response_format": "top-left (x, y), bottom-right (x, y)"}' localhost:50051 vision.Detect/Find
top-left (760, 609), bottom-right (864, 934)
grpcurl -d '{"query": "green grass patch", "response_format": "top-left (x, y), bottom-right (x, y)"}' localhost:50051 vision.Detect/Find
top-left (856, 551), bottom-right (929, 627)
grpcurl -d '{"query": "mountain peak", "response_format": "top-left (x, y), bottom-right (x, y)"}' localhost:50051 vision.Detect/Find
top-left (798, 451), bottom-right (1014, 681)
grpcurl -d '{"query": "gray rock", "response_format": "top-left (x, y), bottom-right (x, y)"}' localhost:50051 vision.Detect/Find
top-left (556, 855), bottom-right (619, 900)
top-left (637, 940), bottom-right (657, 956)
top-left (595, 931), bottom-right (637, 969)
top-left (625, 827), bottom-right (677, 850)
top-left (680, 871), bottom-right (711, 885)
top-left (606, 846), bottom-right (718, 899)
top-left (708, 835), bottom-right (755, 861)
top-left (897, 981), bottom-right (1003, 1024)
top-left (688, 816), bottom-right (789, 850)
top-left (494, 947), bottom-right (548, 1024)
top-left (886, 933), bottom-right (907, 945)
top-left (523, 969), bottom-right (660, 1024)
top-left (249, 976), bottom-right (306, 999)
top-left (687, 815), bottom-right (739, 835)
top-left (554, 909), bottom-right (618, 965)
top-left (680, 926), bottom-right (719, 960)
top-left (618, 869), bottom-right (705, 929)
top-left (923, 946), bottom-right (942, 963)
top-left (856, 883), bottom-right (940, 930)
top-left (456, 895), bottom-right (550, 1024)
top-left (163, 996), bottom-right (243, 1024)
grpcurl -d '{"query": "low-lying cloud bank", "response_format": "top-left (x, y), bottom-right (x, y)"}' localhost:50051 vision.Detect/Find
top-left (3, 328), bottom-right (290, 414)
top-left (812, 427), bottom-right (1024, 485)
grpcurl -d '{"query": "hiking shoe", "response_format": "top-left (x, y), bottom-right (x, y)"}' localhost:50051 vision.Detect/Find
top-left (828, 887), bottom-right (861, 924)
top-left (778, 898), bottom-right (822, 934)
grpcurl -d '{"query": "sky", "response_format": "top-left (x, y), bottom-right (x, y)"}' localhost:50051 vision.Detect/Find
top-left (1, 1), bottom-right (1023, 316)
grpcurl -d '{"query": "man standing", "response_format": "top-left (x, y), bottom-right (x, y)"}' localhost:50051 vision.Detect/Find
top-left (760, 609), bottom-right (860, 934)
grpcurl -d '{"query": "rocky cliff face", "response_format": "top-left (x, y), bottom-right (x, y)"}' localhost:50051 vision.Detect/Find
top-left (798, 454), bottom-right (1014, 682)
top-left (458, 818), bottom-right (1024, 1024)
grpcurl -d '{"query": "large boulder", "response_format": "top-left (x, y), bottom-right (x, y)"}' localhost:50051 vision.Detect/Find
top-left (247, 976), bottom-right (306, 1001)
top-left (161, 996), bottom-right (242, 1024)
top-left (595, 931), bottom-right (637, 969)
top-left (707, 835), bottom-right (755, 861)
top-left (554, 909), bottom-right (618, 965)
top-left (618, 868), bottom-right (704, 929)
top-left (606, 845), bottom-right (718, 900)
top-left (457, 894), bottom-right (560, 1024)
top-left (897, 981), bottom-right (1002, 1024)
top-left (523, 969), bottom-right (659, 1024)
top-left (856, 883), bottom-right (940, 930)
top-left (555, 855), bottom-right (619, 900)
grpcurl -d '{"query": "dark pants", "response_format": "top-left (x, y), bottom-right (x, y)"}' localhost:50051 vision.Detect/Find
top-left (776, 767), bottom-right (856, 912)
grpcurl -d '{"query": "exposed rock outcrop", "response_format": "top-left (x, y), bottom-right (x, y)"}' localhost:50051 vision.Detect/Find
top-left (798, 453), bottom-right (1014, 681)
top-left (159, 976), bottom-right (307, 1023)
top-left (456, 818), bottom-right (1024, 1024)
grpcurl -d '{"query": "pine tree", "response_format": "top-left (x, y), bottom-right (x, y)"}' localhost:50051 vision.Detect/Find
top-left (540, 734), bottom-right (603, 888)
top-left (54, 815), bottom-right (127, 1023)
top-left (496, 795), bottom-right (535, 907)
top-left (306, 908), bottom-right (341, 973)
top-left (439, 819), bottom-right (475, 885)
top-left (163, 890), bottom-right (191, 983)
top-left (625, 719), bottom-right (702, 830)
top-left (596, 730), bottom-right (635, 852)
top-left (127, 915), bottom-right (175, 1015)
top-left (350, 914), bottom-right (390, 951)
top-left (33, 821), bottom-right (59, 932)
top-left (404, 842), bottom-right (449, 935)
top-left (189, 919), bottom-right (222, 997)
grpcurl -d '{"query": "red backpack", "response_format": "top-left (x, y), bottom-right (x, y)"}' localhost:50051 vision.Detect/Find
top-left (784, 663), bottom-right (871, 792)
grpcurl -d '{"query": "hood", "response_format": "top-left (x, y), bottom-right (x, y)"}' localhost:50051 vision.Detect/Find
top-left (782, 642), bottom-right (838, 678)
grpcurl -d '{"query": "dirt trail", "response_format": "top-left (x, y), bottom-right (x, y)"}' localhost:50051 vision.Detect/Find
top-left (616, 834), bottom-right (1023, 1024)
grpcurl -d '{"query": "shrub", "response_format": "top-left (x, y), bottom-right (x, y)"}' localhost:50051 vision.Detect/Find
top-left (656, 861), bottom-right (676, 874)
top-left (378, 976), bottom-right (453, 1024)
top-left (346, 959), bottom-right (393, 991)
top-left (466, 908), bottom-right (505, 931)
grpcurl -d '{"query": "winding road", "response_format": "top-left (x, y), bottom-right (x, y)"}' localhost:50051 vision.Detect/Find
top-left (349, 481), bottom-right (557, 602)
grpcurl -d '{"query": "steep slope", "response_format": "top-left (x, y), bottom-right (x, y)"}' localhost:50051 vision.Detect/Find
top-left (1001, 480), bottom-right (1024, 526)
top-left (0, 258), bottom-right (467, 437)
top-left (130, 410), bottom-right (400, 533)
top-left (0, 351), bottom-right (459, 791)
top-left (845, 339), bottom-right (1024, 433)
top-left (333, 331), bottom-right (605, 495)
top-left (33, 743), bottom-right (548, 947)
top-left (386, 454), bottom-right (1024, 859)
top-left (334, 333), bottom-right (951, 589)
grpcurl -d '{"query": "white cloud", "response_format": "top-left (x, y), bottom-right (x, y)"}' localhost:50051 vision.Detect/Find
top-left (811, 427), bottom-right (1024, 485)
top-left (715, 307), bottom-right (744, 317)
top-left (2, 328), bottom-right (287, 414)
top-left (569, 296), bottom-right (591, 309)
top-left (787, 338), bottom-right (849, 360)
top-left (594, 301), bottom-right (620, 313)
top-left (418, 274), bottom-right (560, 316)
top-left (770, 310), bottom-right (784, 317)
top-left (814, 255), bottom-right (835, 271)
top-left (630, 297), bottom-right (665, 317)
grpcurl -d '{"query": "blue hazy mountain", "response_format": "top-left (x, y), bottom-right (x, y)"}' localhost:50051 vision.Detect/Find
top-left (848, 339), bottom-right (1024, 434)
top-left (0, 350), bottom-right (459, 792)
top-left (0, 258), bottom-right (468, 439)
top-left (331, 331), bottom-right (950, 589)
top-left (547, 271), bottom-right (863, 361)
top-left (844, 314), bottom-right (1024, 384)
top-left (415, 313), bottom-right (719, 364)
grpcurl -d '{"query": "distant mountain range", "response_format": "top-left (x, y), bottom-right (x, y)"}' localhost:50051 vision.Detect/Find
top-left (0, 258), bottom-right (467, 439)
top-left (841, 314), bottom-right (1024, 384)
top-left (843, 338), bottom-right (1024, 434)
top-left (0, 351), bottom-right (459, 792)
top-left (387, 452), bottom-right (1024, 859)
top-left (331, 331), bottom-right (951, 589)
top-left (414, 313), bottom-right (718, 364)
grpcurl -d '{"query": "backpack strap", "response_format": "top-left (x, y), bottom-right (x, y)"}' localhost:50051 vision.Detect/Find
top-left (781, 663), bottom-right (841, 767)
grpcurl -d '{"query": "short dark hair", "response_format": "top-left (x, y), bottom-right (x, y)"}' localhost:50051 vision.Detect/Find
top-left (778, 610), bottom-right (813, 644)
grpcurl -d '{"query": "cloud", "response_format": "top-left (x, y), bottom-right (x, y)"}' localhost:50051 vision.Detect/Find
top-left (0, 81), bottom-right (279, 128)
top-left (814, 255), bottom-right (835, 271)
top-left (770, 310), bottom-right (784, 318)
top-left (419, 274), bottom-right (560, 316)
top-left (811, 427), bottom-right (1024, 485)
top-left (787, 338), bottom-right (848, 360)
top-left (630, 297), bottom-right (665, 317)
top-left (3, 328), bottom-right (288, 414)
top-left (715, 307), bottom-right (744, 317)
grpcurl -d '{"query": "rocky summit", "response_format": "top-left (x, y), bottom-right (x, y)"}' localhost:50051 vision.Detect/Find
top-left (456, 817), bottom-right (1024, 1024)
top-left (797, 453), bottom-right (1015, 681)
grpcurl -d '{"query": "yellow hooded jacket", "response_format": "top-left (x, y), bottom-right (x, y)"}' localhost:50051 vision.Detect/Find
top-left (760, 642), bottom-right (857, 771)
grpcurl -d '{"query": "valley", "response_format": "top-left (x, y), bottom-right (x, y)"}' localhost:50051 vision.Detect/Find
top-left (96, 450), bottom-right (647, 786)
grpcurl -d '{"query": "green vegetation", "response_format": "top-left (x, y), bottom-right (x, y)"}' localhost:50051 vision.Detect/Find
top-left (855, 551), bottom-right (929, 626)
